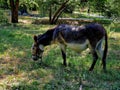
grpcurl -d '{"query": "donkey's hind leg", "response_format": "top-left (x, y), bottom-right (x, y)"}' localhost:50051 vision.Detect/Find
top-left (96, 38), bottom-right (106, 71)
top-left (89, 50), bottom-right (98, 71)
top-left (60, 44), bottom-right (67, 66)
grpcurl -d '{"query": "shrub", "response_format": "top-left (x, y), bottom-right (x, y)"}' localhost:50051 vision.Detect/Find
top-left (0, 9), bottom-right (8, 24)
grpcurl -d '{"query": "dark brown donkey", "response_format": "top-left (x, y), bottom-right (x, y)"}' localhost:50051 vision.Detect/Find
top-left (31, 23), bottom-right (108, 71)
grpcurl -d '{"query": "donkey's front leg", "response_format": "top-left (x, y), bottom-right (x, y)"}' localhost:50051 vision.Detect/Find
top-left (61, 50), bottom-right (67, 66)
top-left (89, 50), bottom-right (98, 71)
top-left (60, 44), bottom-right (67, 66)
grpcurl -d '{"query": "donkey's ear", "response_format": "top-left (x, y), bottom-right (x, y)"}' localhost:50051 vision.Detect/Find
top-left (33, 35), bottom-right (37, 42)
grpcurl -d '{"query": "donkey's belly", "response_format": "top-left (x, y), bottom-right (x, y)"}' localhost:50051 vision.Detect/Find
top-left (67, 40), bottom-right (89, 53)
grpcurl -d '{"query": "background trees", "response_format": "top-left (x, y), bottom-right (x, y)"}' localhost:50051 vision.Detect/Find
top-left (0, 0), bottom-right (119, 23)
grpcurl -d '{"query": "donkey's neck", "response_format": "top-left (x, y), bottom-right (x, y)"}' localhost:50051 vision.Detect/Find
top-left (38, 29), bottom-right (55, 46)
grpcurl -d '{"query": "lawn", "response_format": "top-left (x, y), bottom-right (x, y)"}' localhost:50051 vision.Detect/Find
top-left (0, 22), bottom-right (120, 90)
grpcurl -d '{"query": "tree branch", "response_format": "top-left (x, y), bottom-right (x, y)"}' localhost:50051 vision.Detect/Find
top-left (51, 0), bottom-right (69, 24)
top-left (15, 0), bottom-right (19, 8)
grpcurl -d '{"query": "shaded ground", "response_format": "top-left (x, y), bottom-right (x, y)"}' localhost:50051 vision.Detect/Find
top-left (0, 21), bottom-right (120, 90)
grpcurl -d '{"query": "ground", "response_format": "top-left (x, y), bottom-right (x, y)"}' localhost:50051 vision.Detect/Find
top-left (0, 21), bottom-right (120, 90)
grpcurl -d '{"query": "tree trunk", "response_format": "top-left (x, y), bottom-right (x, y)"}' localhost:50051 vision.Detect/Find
top-left (49, 5), bottom-right (52, 23)
top-left (10, 0), bottom-right (19, 23)
top-left (50, 0), bottom-right (69, 24)
top-left (54, 6), bottom-right (66, 23)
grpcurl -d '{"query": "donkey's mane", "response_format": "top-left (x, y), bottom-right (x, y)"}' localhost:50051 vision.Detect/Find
top-left (37, 28), bottom-right (55, 46)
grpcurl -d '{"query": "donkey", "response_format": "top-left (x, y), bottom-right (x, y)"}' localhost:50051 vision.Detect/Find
top-left (31, 23), bottom-right (108, 71)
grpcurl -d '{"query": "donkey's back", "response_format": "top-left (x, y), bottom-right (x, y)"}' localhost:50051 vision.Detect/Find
top-left (53, 23), bottom-right (106, 44)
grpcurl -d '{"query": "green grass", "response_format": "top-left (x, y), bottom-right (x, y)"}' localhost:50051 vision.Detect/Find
top-left (0, 22), bottom-right (120, 90)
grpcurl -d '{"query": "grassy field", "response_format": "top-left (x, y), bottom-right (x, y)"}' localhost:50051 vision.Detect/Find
top-left (0, 22), bottom-right (120, 90)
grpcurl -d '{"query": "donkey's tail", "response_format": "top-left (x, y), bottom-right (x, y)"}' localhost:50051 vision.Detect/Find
top-left (103, 32), bottom-right (108, 60)
top-left (102, 31), bottom-right (108, 70)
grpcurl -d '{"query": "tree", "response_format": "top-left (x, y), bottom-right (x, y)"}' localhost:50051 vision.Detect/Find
top-left (35, 0), bottom-right (71, 24)
top-left (9, 0), bottom-right (19, 23)
top-left (49, 0), bottom-right (69, 24)
top-left (33, 0), bottom-right (80, 24)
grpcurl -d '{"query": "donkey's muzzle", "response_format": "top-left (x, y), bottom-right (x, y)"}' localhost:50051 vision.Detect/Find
top-left (32, 56), bottom-right (38, 61)
top-left (32, 55), bottom-right (42, 61)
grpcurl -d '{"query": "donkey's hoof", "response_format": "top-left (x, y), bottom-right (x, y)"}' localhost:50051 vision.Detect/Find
top-left (89, 68), bottom-right (93, 71)
top-left (63, 63), bottom-right (67, 67)
top-left (102, 69), bottom-right (107, 73)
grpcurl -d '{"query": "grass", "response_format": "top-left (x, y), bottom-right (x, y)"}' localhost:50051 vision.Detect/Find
top-left (0, 22), bottom-right (120, 90)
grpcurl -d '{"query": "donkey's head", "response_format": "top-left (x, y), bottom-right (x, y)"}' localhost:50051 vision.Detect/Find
top-left (31, 35), bottom-right (44, 61)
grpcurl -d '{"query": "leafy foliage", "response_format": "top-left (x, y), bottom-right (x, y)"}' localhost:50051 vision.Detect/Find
top-left (88, 0), bottom-right (120, 18)
top-left (0, 9), bottom-right (8, 24)
top-left (19, 0), bottom-right (39, 11)
top-left (104, 0), bottom-right (120, 18)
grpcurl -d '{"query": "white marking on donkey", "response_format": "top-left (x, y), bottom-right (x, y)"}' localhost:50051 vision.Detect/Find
top-left (31, 23), bottom-right (108, 71)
